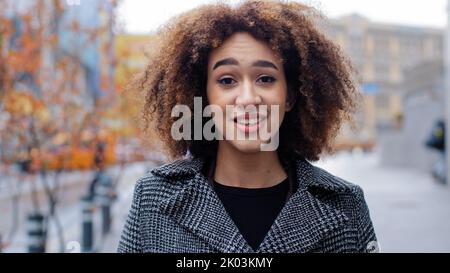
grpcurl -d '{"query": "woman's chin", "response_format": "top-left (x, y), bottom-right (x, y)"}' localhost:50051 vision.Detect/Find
top-left (228, 139), bottom-right (266, 153)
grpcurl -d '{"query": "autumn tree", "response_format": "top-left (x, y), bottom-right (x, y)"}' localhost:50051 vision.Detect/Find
top-left (0, 0), bottom-right (121, 252)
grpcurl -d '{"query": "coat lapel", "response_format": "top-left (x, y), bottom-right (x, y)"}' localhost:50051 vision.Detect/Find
top-left (257, 158), bottom-right (350, 253)
top-left (155, 157), bottom-right (349, 253)
top-left (158, 166), bottom-right (254, 253)
top-left (256, 189), bottom-right (349, 252)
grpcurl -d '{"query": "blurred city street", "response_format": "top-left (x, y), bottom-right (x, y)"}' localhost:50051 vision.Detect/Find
top-left (316, 151), bottom-right (450, 253)
top-left (1, 161), bottom-right (154, 253)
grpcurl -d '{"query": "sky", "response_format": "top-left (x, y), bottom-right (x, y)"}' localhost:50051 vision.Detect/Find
top-left (118, 0), bottom-right (448, 34)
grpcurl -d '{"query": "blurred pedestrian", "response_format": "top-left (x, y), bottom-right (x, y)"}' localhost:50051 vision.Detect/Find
top-left (16, 146), bottom-right (32, 175)
top-left (87, 141), bottom-right (106, 200)
top-left (425, 119), bottom-right (447, 184)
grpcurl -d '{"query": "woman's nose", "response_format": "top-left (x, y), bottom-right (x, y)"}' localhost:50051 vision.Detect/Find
top-left (235, 80), bottom-right (262, 107)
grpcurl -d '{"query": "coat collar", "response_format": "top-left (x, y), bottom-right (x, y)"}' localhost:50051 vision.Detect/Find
top-left (152, 157), bottom-right (351, 253)
top-left (151, 156), bottom-right (354, 192)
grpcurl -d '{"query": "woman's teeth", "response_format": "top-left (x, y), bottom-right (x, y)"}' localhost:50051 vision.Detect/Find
top-left (236, 118), bottom-right (259, 125)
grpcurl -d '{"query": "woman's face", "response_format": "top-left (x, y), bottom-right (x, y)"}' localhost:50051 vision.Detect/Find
top-left (207, 32), bottom-right (292, 153)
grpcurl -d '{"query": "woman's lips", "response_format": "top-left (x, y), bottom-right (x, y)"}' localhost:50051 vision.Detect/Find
top-left (232, 115), bottom-right (267, 134)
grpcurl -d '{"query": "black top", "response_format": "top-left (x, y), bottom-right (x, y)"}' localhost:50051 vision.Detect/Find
top-left (213, 178), bottom-right (289, 251)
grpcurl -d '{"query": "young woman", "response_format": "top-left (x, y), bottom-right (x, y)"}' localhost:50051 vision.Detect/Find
top-left (118, 0), bottom-right (378, 253)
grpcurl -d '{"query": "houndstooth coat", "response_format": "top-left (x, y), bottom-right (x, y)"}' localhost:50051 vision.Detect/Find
top-left (117, 157), bottom-right (378, 253)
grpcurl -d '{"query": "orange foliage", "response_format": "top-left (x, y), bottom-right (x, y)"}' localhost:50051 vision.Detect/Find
top-left (0, 0), bottom-right (151, 170)
top-left (44, 135), bottom-right (117, 171)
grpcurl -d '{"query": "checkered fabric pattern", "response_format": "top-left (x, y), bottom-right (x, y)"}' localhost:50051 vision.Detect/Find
top-left (117, 157), bottom-right (378, 253)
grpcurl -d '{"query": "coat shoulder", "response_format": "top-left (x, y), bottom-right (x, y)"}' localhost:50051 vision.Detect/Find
top-left (118, 166), bottom-right (188, 253)
top-left (307, 163), bottom-right (378, 252)
top-left (134, 167), bottom-right (187, 206)
top-left (150, 157), bottom-right (204, 179)
top-left (308, 163), bottom-right (363, 196)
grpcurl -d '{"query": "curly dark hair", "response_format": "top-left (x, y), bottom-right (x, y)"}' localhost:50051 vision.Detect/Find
top-left (137, 0), bottom-right (360, 161)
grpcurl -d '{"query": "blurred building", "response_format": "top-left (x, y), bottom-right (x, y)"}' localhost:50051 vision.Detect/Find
top-left (324, 14), bottom-right (446, 170)
top-left (323, 14), bottom-right (443, 145)
top-left (59, 0), bottom-right (117, 107)
top-left (380, 58), bottom-right (444, 171)
top-left (115, 34), bottom-right (153, 89)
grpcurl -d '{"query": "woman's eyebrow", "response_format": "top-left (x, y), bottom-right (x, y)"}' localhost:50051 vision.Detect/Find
top-left (252, 60), bottom-right (279, 70)
top-left (213, 58), bottom-right (279, 70)
top-left (213, 58), bottom-right (239, 70)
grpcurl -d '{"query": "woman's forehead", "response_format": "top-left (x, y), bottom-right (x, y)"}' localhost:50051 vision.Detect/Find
top-left (208, 33), bottom-right (283, 70)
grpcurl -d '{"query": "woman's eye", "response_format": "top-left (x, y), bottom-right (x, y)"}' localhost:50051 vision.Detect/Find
top-left (258, 76), bottom-right (276, 84)
top-left (218, 77), bottom-right (236, 86)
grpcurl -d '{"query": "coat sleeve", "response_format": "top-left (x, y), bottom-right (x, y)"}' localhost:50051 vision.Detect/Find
top-left (117, 179), bottom-right (144, 253)
top-left (353, 186), bottom-right (379, 253)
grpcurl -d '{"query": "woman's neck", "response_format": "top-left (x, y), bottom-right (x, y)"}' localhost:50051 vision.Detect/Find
top-left (213, 141), bottom-right (287, 189)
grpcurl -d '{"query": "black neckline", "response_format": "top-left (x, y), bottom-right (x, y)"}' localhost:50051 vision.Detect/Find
top-left (213, 178), bottom-right (289, 197)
